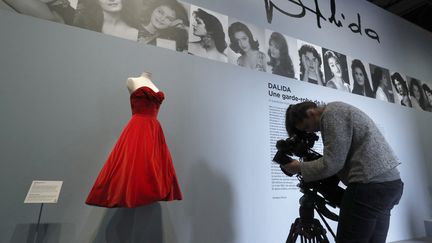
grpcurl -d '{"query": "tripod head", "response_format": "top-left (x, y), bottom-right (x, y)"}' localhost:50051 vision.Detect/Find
top-left (297, 176), bottom-right (340, 222)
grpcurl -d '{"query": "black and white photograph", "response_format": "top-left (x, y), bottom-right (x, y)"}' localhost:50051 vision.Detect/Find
top-left (390, 72), bottom-right (412, 107)
top-left (135, 0), bottom-right (189, 52)
top-left (1, 0), bottom-right (77, 25)
top-left (74, 0), bottom-right (190, 50)
top-left (228, 18), bottom-right (266, 72)
top-left (264, 30), bottom-right (298, 79)
top-left (406, 76), bottom-right (427, 111)
top-left (1, 0), bottom-right (190, 51)
top-left (369, 64), bottom-right (394, 103)
top-left (188, 5), bottom-right (228, 62)
top-left (296, 40), bottom-right (324, 86)
top-left (422, 82), bottom-right (432, 112)
top-left (73, 0), bottom-right (140, 41)
top-left (347, 57), bottom-right (374, 98)
top-left (322, 48), bottom-right (350, 92)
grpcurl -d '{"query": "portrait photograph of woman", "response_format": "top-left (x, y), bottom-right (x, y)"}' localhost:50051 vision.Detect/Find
top-left (2, 0), bottom-right (77, 25)
top-left (322, 48), bottom-right (350, 92)
top-left (228, 19), bottom-right (266, 72)
top-left (296, 40), bottom-right (324, 86)
top-left (188, 5), bottom-right (228, 62)
top-left (73, 0), bottom-right (140, 41)
top-left (347, 57), bottom-right (374, 98)
top-left (264, 30), bottom-right (297, 79)
top-left (137, 0), bottom-right (189, 52)
top-left (407, 76), bottom-right (427, 111)
top-left (370, 64), bottom-right (394, 103)
top-left (422, 83), bottom-right (432, 112)
top-left (390, 72), bottom-right (412, 107)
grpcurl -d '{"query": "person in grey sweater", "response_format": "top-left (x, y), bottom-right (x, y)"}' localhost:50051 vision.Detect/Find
top-left (282, 101), bottom-right (404, 243)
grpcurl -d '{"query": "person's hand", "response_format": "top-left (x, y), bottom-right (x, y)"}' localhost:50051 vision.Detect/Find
top-left (280, 159), bottom-right (301, 175)
top-left (313, 58), bottom-right (319, 74)
top-left (301, 54), bottom-right (307, 69)
top-left (169, 19), bottom-right (186, 29)
top-left (301, 54), bottom-right (310, 82)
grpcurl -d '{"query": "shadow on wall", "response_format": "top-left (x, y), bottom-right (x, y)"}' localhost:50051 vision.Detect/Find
top-left (415, 114), bottom-right (432, 202)
top-left (407, 203), bottom-right (424, 237)
top-left (185, 160), bottom-right (235, 243)
top-left (407, 113), bottom-right (432, 237)
top-left (92, 203), bottom-right (163, 243)
top-left (10, 223), bottom-right (66, 243)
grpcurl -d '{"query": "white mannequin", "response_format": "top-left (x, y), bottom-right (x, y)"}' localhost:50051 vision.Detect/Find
top-left (126, 72), bottom-right (159, 94)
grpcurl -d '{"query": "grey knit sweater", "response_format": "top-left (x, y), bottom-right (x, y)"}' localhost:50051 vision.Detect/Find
top-left (300, 102), bottom-right (401, 184)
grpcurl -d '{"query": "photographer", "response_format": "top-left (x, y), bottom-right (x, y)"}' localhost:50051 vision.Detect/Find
top-left (282, 101), bottom-right (403, 243)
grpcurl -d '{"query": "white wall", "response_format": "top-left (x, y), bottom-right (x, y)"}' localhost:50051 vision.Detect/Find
top-left (0, 0), bottom-right (431, 242)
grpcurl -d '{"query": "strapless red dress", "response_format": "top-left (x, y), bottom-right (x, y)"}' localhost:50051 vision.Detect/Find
top-left (85, 86), bottom-right (183, 208)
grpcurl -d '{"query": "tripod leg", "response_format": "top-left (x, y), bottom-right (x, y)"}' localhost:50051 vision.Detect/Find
top-left (286, 219), bottom-right (300, 243)
top-left (286, 217), bottom-right (332, 243)
top-left (315, 206), bottom-right (336, 239)
top-left (301, 235), bottom-right (307, 243)
top-left (287, 230), bottom-right (302, 243)
top-left (287, 232), bottom-right (299, 243)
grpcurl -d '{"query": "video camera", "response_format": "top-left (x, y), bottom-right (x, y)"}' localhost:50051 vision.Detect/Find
top-left (273, 131), bottom-right (320, 168)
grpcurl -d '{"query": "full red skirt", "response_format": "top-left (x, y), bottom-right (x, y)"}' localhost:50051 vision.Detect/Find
top-left (85, 114), bottom-right (183, 208)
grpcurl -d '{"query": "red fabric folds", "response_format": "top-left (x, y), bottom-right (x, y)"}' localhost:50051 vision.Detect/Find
top-left (86, 86), bottom-right (183, 208)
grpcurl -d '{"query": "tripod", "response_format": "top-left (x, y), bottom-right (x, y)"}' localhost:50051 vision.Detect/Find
top-left (286, 189), bottom-right (337, 243)
top-left (273, 139), bottom-right (344, 243)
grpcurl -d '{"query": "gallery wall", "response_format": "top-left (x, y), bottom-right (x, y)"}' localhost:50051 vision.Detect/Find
top-left (0, 0), bottom-right (432, 242)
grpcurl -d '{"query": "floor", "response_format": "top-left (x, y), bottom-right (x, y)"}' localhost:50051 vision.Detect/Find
top-left (390, 237), bottom-right (432, 243)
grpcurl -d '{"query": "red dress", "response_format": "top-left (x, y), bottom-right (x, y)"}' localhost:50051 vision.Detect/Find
top-left (85, 86), bottom-right (183, 208)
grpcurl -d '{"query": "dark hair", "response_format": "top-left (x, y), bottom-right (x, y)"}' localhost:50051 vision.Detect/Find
top-left (298, 44), bottom-right (323, 82)
top-left (390, 72), bottom-right (408, 95)
top-left (140, 0), bottom-right (189, 27)
top-left (73, 0), bottom-right (138, 32)
top-left (267, 32), bottom-right (294, 78)
top-left (409, 78), bottom-right (426, 110)
top-left (285, 102), bottom-right (317, 137)
top-left (371, 66), bottom-right (392, 100)
top-left (193, 8), bottom-right (227, 53)
top-left (351, 59), bottom-right (373, 97)
top-left (371, 66), bottom-right (383, 94)
top-left (423, 83), bottom-right (432, 95)
top-left (228, 22), bottom-right (259, 54)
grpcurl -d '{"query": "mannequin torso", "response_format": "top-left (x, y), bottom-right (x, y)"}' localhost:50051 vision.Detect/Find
top-left (126, 72), bottom-right (159, 94)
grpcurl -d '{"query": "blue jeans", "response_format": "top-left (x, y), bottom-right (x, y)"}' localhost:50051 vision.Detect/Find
top-left (336, 179), bottom-right (404, 243)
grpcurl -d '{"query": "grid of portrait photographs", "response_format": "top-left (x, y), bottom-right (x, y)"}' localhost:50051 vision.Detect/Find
top-left (2, 0), bottom-right (431, 112)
